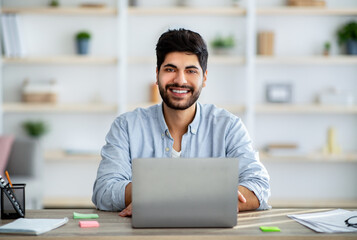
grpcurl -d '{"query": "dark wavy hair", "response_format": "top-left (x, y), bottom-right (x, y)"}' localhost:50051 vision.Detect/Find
top-left (156, 28), bottom-right (208, 73)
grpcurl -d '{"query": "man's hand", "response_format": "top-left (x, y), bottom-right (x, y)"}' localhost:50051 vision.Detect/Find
top-left (237, 186), bottom-right (259, 212)
top-left (237, 190), bottom-right (246, 212)
top-left (119, 203), bottom-right (132, 217)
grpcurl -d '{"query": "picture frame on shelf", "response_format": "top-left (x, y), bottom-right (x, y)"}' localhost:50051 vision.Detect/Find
top-left (265, 83), bottom-right (292, 103)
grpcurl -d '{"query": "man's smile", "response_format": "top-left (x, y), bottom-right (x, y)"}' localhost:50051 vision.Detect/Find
top-left (166, 84), bottom-right (194, 98)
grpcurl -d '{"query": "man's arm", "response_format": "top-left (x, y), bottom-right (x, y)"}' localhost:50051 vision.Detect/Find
top-left (125, 182), bottom-right (132, 206)
top-left (226, 117), bottom-right (271, 211)
top-left (92, 117), bottom-right (132, 211)
top-left (119, 182), bottom-right (133, 217)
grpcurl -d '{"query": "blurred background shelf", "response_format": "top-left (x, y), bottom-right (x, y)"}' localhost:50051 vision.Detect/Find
top-left (256, 56), bottom-right (357, 65)
top-left (255, 104), bottom-right (357, 114)
top-left (2, 56), bottom-right (118, 65)
top-left (257, 7), bottom-right (357, 15)
top-left (44, 149), bottom-right (101, 162)
top-left (3, 103), bottom-right (117, 113)
top-left (128, 7), bottom-right (246, 16)
top-left (1, 7), bottom-right (117, 15)
top-left (260, 152), bottom-right (357, 162)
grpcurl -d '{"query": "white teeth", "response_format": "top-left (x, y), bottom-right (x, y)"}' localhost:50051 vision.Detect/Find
top-left (172, 90), bottom-right (188, 94)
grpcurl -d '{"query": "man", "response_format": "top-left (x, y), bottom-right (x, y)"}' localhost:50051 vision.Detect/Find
top-left (92, 28), bottom-right (270, 217)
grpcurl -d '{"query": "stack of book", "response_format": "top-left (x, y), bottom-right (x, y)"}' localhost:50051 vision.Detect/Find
top-left (258, 31), bottom-right (274, 56)
top-left (1, 14), bottom-right (26, 58)
top-left (288, 0), bottom-right (326, 7)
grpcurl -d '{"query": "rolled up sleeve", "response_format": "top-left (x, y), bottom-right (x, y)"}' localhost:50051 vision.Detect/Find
top-left (226, 117), bottom-right (271, 210)
top-left (92, 117), bottom-right (132, 211)
top-left (239, 151), bottom-right (271, 210)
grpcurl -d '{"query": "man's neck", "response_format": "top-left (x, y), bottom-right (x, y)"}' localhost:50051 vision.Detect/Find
top-left (162, 103), bottom-right (196, 136)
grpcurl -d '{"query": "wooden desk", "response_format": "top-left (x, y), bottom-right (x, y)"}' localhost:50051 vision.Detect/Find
top-left (0, 208), bottom-right (356, 239)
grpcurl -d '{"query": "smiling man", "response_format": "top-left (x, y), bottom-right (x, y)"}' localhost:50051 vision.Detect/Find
top-left (92, 29), bottom-right (271, 216)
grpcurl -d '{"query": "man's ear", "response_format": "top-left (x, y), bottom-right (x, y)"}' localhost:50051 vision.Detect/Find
top-left (156, 68), bottom-right (159, 85)
top-left (202, 70), bottom-right (208, 88)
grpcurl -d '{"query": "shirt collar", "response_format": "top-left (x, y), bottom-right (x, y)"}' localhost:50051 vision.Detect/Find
top-left (156, 102), bottom-right (168, 136)
top-left (156, 102), bottom-right (201, 136)
top-left (188, 102), bottom-right (200, 135)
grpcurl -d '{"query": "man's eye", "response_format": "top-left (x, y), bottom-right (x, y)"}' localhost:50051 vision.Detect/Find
top-left (188, 70), bottom-right (198, 74)
top-left (165, 68), bottom-right (174, 72)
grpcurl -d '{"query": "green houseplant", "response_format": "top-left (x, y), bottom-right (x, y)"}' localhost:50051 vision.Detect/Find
top-left (211, 34), bottom-right (235, 55)
top-left (75, 31), bottom-right (91, 55)
top-left (22, 121), bottom-right (49, 138)
top-left (337, 21), bottom-right (357, 55)
top-left (49, 0), bottom-right (59, 7)
top-left (323, 41), bottom-right (331, 56)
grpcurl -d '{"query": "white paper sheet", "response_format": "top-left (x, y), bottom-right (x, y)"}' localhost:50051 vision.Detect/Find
top-left (288, 209), bottom-right (357, 233)
top-left (0, 217), bottom-right (68, 235)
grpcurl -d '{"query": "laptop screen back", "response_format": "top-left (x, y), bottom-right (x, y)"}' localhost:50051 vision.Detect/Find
top-left (132, 158), bottom-right (239, 228)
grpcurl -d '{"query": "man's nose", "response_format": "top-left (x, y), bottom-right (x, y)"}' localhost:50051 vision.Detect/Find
top-left (173, 70), bottom-right (187, 85)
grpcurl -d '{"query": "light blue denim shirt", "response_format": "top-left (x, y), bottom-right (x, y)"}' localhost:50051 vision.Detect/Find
top-left (92, 102), bottom-right (271, 211)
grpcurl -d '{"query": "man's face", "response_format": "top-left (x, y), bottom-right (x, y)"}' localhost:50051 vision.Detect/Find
top-left (156, 51), bottom-right (207, 110)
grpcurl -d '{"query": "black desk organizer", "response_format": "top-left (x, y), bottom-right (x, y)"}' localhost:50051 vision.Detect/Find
top-left (0, 181), bottom-right (26, 219)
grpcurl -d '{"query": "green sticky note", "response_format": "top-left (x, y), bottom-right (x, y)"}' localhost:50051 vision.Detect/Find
top-left (260, 226), bottom-right (281, 232)
top-left (73, 212), bottom-right (99, 219)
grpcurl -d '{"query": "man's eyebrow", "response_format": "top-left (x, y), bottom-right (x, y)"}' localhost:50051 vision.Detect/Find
top-left (163, 64), bottom-right (177, 68)
top-left (185, 65), bottom-right (199, 70)
top-left (162, 64), bottom-right (199, 70)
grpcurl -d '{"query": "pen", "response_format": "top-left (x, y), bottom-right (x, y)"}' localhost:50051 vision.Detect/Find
top-left (5, 170), bottom-right (13, 187)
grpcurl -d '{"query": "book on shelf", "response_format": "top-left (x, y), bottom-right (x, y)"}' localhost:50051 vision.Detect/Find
top-left (0, 14), bottom-right (26, 58)
top-left (1, 14), bottom-right (12, 57)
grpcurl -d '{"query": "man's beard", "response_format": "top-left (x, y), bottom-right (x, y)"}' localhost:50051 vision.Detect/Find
top-left (158, 82), bottom-right (202, 110)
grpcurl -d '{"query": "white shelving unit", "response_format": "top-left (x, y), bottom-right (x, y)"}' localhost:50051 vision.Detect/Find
top-left (1, 0), bottom-right (356, 207)
top-left (0, 3), bottom-right (122, 117)
top-left (0, 0), bottom-right (123, 208)
top-left (254, 0), bottom-right (357, 208)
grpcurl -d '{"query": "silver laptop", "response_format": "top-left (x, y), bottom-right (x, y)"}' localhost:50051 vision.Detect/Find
top-left (131, 158), bottom-right (239, 228)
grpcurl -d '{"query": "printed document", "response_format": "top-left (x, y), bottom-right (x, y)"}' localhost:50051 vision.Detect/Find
top-left (288, 209), bottom-right (357, 233)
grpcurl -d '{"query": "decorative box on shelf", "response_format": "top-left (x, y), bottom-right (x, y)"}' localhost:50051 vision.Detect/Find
top-left (287, 0), bottom-right (326, 7)
top-left (22, 79), bottom-right (58, 103)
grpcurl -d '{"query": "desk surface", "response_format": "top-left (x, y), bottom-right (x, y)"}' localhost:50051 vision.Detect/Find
top-left (0, 208), bottom-right (356, 240)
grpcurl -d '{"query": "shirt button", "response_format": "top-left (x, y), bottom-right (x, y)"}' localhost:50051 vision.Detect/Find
top-left (166, 132), bottom-right (170, 136)
top-left (165, 147), bottom-right (170, 152)
top-left (192, 129), bottom-right (196, 134)
top-left (161, 133), bottom-right (165, 137)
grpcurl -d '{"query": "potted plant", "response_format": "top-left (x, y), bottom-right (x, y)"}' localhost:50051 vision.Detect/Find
top-left (211, 34), bottom-right (235, 55)
top-left (337, 21), bottom-right (357, 55)
top-left (49, 0), bottom-right (59, 7)
top-left (22, 121), bottom-right (49, 138)
top-left (323, 41), bottom-right (331, 56)
top-left (75, 31), bottom-right (91, 55)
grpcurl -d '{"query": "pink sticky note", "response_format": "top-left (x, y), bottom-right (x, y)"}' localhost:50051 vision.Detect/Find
top-left (79, 220), bottom-right (100, 228)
